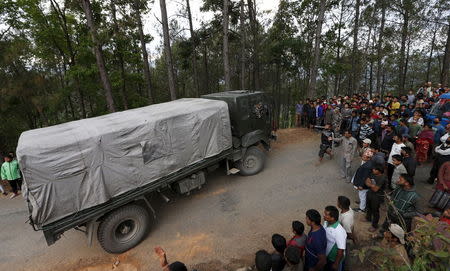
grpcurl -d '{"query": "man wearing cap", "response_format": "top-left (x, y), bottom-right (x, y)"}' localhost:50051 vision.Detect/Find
top-left (381, 174), bottom-right (421, 232)
top-left (333, 130), bottom-right (357, 182)
top-left (381, 224), bottom-right (410, 266)
top-left (359, 139), bottom-right (372, 157)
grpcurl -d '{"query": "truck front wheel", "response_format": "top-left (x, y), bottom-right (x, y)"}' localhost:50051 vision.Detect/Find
top-left (238, 146), bottom-right (266, 176)
top-left (97, 204), bottom-right (151, 254)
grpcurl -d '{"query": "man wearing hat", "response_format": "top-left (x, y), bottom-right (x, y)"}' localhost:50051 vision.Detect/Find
top-left (359, 138), bottom-right (372, 157)
top-left (381, 224), bottom-right (410, 266)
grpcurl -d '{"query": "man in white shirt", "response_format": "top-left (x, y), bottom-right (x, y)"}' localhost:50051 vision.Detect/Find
top-left (337, 196), bottom-right (355, 243)
top-left (387, 134), bottom-right (405, 189)
top-left (323, 206), bottom-right (347, 271)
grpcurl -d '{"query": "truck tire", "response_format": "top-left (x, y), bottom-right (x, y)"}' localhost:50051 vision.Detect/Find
top-left (97, 204), bottom-right (150, 254)
top-left (238, 146), bottom-right (266, 176)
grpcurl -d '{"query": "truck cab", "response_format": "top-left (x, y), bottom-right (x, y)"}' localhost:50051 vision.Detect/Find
top-left (202, 90), bottom-right (273, 175)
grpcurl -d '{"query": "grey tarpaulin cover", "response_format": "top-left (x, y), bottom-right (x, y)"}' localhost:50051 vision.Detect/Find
top-left (16, 98), bottom-right (232, 228)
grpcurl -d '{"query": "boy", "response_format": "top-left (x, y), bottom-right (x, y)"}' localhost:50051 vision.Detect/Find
top-left (287, 221), bottom-right (306, 257)
top-left (390, 155), bottom-right (407, 190)
top-left (1, 154), bottom-right (21, 198)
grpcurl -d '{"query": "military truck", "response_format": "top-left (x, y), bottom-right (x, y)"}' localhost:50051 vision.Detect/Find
top-left (16, 90), bottom-right (272, 254)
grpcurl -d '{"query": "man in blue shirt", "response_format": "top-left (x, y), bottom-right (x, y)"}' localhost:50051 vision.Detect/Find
top-left (305, 209), bottom-right (327, 271)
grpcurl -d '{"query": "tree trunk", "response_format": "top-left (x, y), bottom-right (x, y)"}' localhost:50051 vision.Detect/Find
top-left (426, 26), bottom-right (438, 82)
top-left (80, 0), bottom-right (116, 112)
top-left (404, 36), bottom-right (411, 90)
top-left (376, 0), bottom-right (386, 95)
top-left (398, 9), bottom-right (409, 94)
top-left (334, 0), bottom-right (344, 96)
top-left (350, 0), bottom-right (361, 94)
top-left (308, 0), bottom-right (327, 98)
top-left (111, 0), bottom-right (128, 110)
top-left (159, 0), bottom-right (177, 100)
top-left (203, 43), bottom-right (209, 94)
top-left (441, 24), bottom-right (450, 86)
top-left (240, 0), bottom-right (246, 89)
top-left (186, 0), bottom-right (200, 96)
top-left (223, 0), bottom-right (231, 90)
top-left (134, 0), bottom-right (154, 103)
top-left (247, 0), bottom-right (260, 90)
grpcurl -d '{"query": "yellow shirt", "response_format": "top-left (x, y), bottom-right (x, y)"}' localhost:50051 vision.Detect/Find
top-left (390, 102), bottom-right (400, 114)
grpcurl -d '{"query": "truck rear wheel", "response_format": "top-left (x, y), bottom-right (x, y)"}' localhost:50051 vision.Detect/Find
top-left (238, 146), bottom-right (266, 176)
top-left (97, 204), bottom-right (150, 254)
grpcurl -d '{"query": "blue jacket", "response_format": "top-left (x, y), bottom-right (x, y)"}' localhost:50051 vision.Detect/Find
top-left (351, 116), bottom-right (360, 132)
top-left (317, 106), bottom-right (324, 118)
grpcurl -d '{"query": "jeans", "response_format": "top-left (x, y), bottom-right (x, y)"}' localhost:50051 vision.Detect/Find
top-left (387, 163), bottom-right (395, 189)
top-left (366, 192), bottom-right (382, 228)
top-left (9, 179), bottom-right (22, 194)
top-left (341, 157), bottom-right (351, 180)
top-left (358, 189), bottom-right (368, 210)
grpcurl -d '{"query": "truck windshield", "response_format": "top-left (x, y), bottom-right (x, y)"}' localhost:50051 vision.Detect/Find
top-left (430, 99), bottom-right (450, 116)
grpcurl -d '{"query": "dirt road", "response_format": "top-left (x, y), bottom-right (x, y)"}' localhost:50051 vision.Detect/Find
top-left (0, 128), bottom-right (434, 271)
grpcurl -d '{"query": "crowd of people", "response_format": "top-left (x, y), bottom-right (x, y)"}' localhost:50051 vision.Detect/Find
top-left (153, 84), bottom-right (449, 271)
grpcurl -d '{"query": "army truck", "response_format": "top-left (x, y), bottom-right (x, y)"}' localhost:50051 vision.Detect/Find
top-left (16, 90), bottom-right (272, 254)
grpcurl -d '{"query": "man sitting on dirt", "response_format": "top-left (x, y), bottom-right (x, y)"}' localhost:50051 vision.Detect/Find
top-left (255, 250), bottom-right (272, 271)
top-left (287, 221), bottom-right (306, 257)
top-left (154, 247), bottom-right (188, 271)
top-left (379, 224), bottom-right (410, 266)
top-left (271, 234), bottom-right (287, 271)
top-left (283, 246), bottom-right (304, 271)
top-left (305, 209), bottom-right (327, 271)
top-left (323, 206), bottom-right (347, 271)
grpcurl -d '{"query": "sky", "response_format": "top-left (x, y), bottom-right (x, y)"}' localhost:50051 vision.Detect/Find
top-left (143, 0), bottom-right (280, 56)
